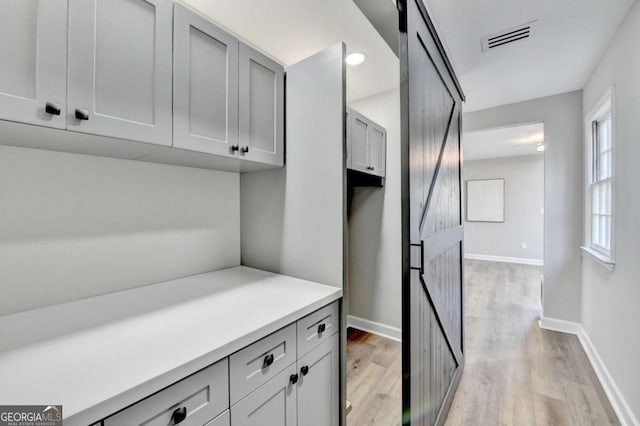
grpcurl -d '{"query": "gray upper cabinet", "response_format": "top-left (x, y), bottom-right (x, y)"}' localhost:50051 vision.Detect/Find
top-left (238, 43), bottom-right (284, 166)
top-left (368, 123), bottom-right (386, 177)
top-left (297, 334), bottom-right (340, 426)
top-left (173, 3), bottom-right (239, 156)
top-left (67, 0), bottom-right (173, 146)
top-left (347, 110), bottom-right (370, 174)
top-left (347, 108), bottom-right (386, 177)
top-left (0, 0), bottom-right (67, 129)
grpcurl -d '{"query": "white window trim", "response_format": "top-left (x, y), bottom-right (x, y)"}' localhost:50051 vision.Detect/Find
top-left (582, 87), bottom-right (616, 271)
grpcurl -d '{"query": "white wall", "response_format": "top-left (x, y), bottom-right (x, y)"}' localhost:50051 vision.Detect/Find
top-left (464, 90), bottom-right (583, 322)
top-left (581, 2), bottom-right (640, 422)
top-left (348, 89), bottom-right (402, 331)
top-left (463, 154), bottom-right (544, 263)
top-left (0, 146), bottom-right (240, 316)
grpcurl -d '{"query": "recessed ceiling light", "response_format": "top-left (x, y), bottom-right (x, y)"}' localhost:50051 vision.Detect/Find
top-left (537, 144), bottom-right (545, 152)
top-left (346, 52), bottom-right (366, 66)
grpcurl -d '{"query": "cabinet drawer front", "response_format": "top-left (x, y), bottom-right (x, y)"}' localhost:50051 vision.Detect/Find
top-left (104, 359), bottom-right (229, 426)
top-left (230, 363), bottom-right (297, 426)
top-left (297, 301), bottom-right (339, 356)
top-left (230, 324), bottom-right (296, 404)
top-left (205, 410), bottom-right (230, 426)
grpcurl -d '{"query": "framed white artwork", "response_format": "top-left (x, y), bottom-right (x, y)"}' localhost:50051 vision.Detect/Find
top-left (466, 178), bottom-right (505, 222)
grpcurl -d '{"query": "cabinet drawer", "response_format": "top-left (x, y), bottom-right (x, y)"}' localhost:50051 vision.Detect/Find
top-left (229, 323), bottom-right (296, 404)
top-left (297, 301), bottom-right (339, 356)
top-left (205, 410), bottom-right (230, 426)
top-left (104, 359), bottom-right (228, 426)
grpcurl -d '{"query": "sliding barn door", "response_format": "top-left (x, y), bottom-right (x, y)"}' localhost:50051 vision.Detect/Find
top-left (400, 0), bottom-right (466, 424)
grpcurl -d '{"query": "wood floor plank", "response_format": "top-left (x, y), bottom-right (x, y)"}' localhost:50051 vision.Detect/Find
top-left (346, 260), bottom-right (620, 426)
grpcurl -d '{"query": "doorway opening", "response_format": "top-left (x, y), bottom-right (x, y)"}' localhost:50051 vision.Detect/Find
top-left (463, 122), bottom-right (545, 309)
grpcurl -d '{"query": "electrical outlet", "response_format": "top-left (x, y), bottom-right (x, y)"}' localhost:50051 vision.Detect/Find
top-left (521, 243), bottom-right (527, 250)
top-left (540, 207), bottom-right (544, 214)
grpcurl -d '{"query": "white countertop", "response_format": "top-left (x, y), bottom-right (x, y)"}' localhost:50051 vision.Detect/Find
top-left (0, 266), bottom-right (342, 425)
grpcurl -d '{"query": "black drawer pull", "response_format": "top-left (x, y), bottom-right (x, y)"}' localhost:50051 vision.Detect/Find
top-left (317, 323), bottom-right (326, 334)
top-left (75, 109), bottom-right (89, 121)
top-left (45, 102), bottom-right (61, 116)
top-left (231, 144), bottom-right (240, 152)
top-left (300, 365), bottom-right (309, 376)
top-left (171, 406), bottom-right (187, 424)
top-left (263, 353), bottom-right (274, 368)
top-left (240, 146), bottom-right (249, 154)
top-left (290, 373), bottom-right (299, 385)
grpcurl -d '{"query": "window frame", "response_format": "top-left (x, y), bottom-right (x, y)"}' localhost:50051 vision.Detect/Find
top-left (582, 87), bottom-right (616, 269)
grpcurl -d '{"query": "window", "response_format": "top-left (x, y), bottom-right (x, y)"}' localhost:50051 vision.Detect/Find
top-left (583, 89), bottom-right (615, 266)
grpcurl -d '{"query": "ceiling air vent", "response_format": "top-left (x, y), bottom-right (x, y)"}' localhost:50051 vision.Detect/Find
top-left (481, 21), bottom-right (537, 52)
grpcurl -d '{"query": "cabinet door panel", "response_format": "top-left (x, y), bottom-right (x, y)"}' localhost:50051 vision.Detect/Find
top-left (368, 124), bottom-right (386, 177)
top-left (231, 364), bottom-right (297, 426)
top-left (239, 44), bottom-right (284, 166)
top-left (173, 3), bottom-right (239, 156)
top-left (347, 109), bottom-right (369, 173)
top-left (297, 334), bottom-right (339, 426)
top-left (68, 0), bottom-right (172, 145)
top-left (0, 0), bottom-right (67, 128)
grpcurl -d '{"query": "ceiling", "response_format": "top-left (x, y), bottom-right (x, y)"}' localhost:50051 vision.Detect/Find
top-left (464, 123), bottom-right (544, 161)
top-left (427, 0), bottom-right (635, 111)
top-left (182, 0), bottom-right (399, 102)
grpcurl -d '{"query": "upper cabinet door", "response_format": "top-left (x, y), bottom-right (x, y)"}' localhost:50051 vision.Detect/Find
top-left (173, 3), bottom-right (239, 156)
top-left (347, 109), bottom-right (369, 174)
top-left (67, 0), bottom-right (173, 146)
top-left (368, 124), bottom-right (386, 177)
top-left (238, 44), bottom-right (284, 166)
top-left (0, 0), bottom-right (67, 129)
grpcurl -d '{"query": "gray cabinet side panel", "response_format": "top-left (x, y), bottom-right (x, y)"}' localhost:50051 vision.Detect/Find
top-left (240, 44), bottom-right (345, 289)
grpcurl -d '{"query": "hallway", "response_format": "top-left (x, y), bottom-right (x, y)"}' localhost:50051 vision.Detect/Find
top-left (346, 260), bottom-right (619, 425)
top-left (446, 260), bottom-right (618, 425)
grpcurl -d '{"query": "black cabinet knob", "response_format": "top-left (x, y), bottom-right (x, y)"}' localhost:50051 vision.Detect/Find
top-left (171, 407), bottom-right (187, 425)
top-left (300, 365), bottom-right (309, 376)
top-left (263, 353), bottom-right (274, 368)
top-left (317, 323), bottom-right (326, 334)
top-left (45, 102), bottom-right (61, 116)
top-left (367, 166), bottom-right (375, 171)
top-left (75, 109), bottom-right (89, 121)
top-left (240, 146), bottom-right (249, 154)
top-left (231, 144), bottom-right (240, 152)
top-left (290, 373), bottom-right (299, 385)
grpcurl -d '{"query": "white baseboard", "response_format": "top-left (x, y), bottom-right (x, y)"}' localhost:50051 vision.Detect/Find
top-left (538, 317), bottom-right (583, 334)
top-left (347, 315), bottom-right (401, 342)
top-left (539, 317), bottom-right (639, 426)
top-left (465, 253), bottom-right (543, 266)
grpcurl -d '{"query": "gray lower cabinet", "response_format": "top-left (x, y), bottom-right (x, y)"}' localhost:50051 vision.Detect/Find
top-left (230, 336), bottom-right (339, 426)
top-left (206, 411), bottom-right (230, 426)
top-left (95, 301), bottom-right (340, 426)
top-left (297, 334), bottom-right (340, 426)
top-left (230, 363), bottom-right (298, 426)
top-left (67, 0), bottom-right (173, 146)
top-left (173, 2), bottom-right (239, 156)
top-left (104, 359), bottom-right (229, 426)
top-left (0, 0), bottom-right (67, 129)
top-left (238, 43), bottom-right (285, 166)
top-left (347, 108), bottom-right (387, 177)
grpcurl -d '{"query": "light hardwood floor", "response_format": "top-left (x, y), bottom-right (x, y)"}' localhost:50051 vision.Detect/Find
top-left (346, 260), bottom-right (619, 426)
